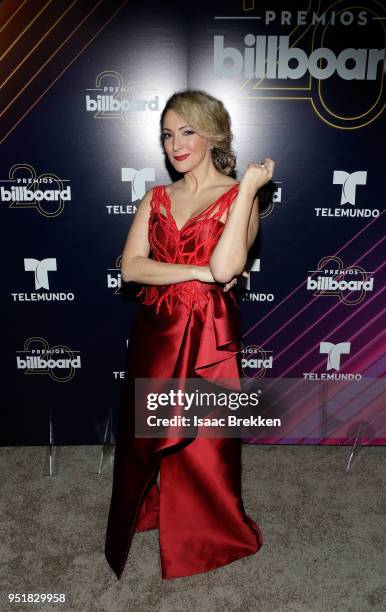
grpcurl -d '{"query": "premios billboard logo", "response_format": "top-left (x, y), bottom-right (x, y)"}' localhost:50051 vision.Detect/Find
top-left (85, 73), bottom-right (159, 126)
top-left (234, 8), bottom-right (374, 27)
top-left (214, 34), bottom-right (385, 80)
top-left (0, 164), bottom-right (71, 217)
top-left (16, 337), bottom-right (81, 382)
top-left (107, 256), bottom-right (123, 293)
top-left (255, 181), bottom-right (282, 219)
top-left (241, 344), bottom-right (273, 379)
top-left (214, 6), bottom-right (385, 128)
top-left (306, 256), bottom-right (375, 305)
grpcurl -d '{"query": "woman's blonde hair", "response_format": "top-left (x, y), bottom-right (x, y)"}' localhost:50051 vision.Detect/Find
top-left (160, 89), bottom-right (236, 176)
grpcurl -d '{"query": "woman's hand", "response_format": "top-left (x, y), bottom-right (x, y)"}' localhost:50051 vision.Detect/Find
top-left (239, 157), bottom-right (275, 194)
top-left (223, 270), bottom-right (250, 292)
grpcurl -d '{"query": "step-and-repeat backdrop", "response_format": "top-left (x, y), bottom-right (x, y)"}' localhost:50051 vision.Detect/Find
top-left (2, 0), bottom-right (385, 445)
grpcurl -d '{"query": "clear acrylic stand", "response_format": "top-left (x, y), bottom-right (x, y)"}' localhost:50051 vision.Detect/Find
top-left (96, 406), bottom-right (115, 474)
top-left (43, 406), bottom-right (59, 476)
top-left (346, 422), bottom-right (363, 472)
top-left (319, 380), bottom-right (364, 473)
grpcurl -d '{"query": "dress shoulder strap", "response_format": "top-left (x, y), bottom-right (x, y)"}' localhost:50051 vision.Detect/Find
top-left (206, 182), bottom-right (240, 223)
top-left (150, 184), bottom-right (163, 211)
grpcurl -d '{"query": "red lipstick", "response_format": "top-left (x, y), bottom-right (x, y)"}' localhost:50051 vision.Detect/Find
top-left (174, 153), bottom-right (190, 161)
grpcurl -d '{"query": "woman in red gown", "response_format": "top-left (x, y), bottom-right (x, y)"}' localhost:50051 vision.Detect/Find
top-left (105, 89), bottom-right (275, 580)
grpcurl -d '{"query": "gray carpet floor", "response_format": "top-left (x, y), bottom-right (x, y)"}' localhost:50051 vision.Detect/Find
top-left (0, 444), bottom-right (385, 612)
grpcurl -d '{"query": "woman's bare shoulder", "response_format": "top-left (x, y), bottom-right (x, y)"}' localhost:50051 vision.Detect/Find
top-left (164, 179), bottom-right (184, 194)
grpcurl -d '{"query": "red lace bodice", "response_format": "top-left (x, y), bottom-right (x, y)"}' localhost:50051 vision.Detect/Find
top-left (136, 182), bottom-right (240, 315)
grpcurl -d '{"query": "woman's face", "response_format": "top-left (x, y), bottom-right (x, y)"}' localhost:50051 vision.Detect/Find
top-left (161, 109), bottom-right (210, 171)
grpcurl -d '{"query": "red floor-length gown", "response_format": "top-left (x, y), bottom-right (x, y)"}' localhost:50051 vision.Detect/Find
top-left (105, 182), bottom-right (264, 580)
